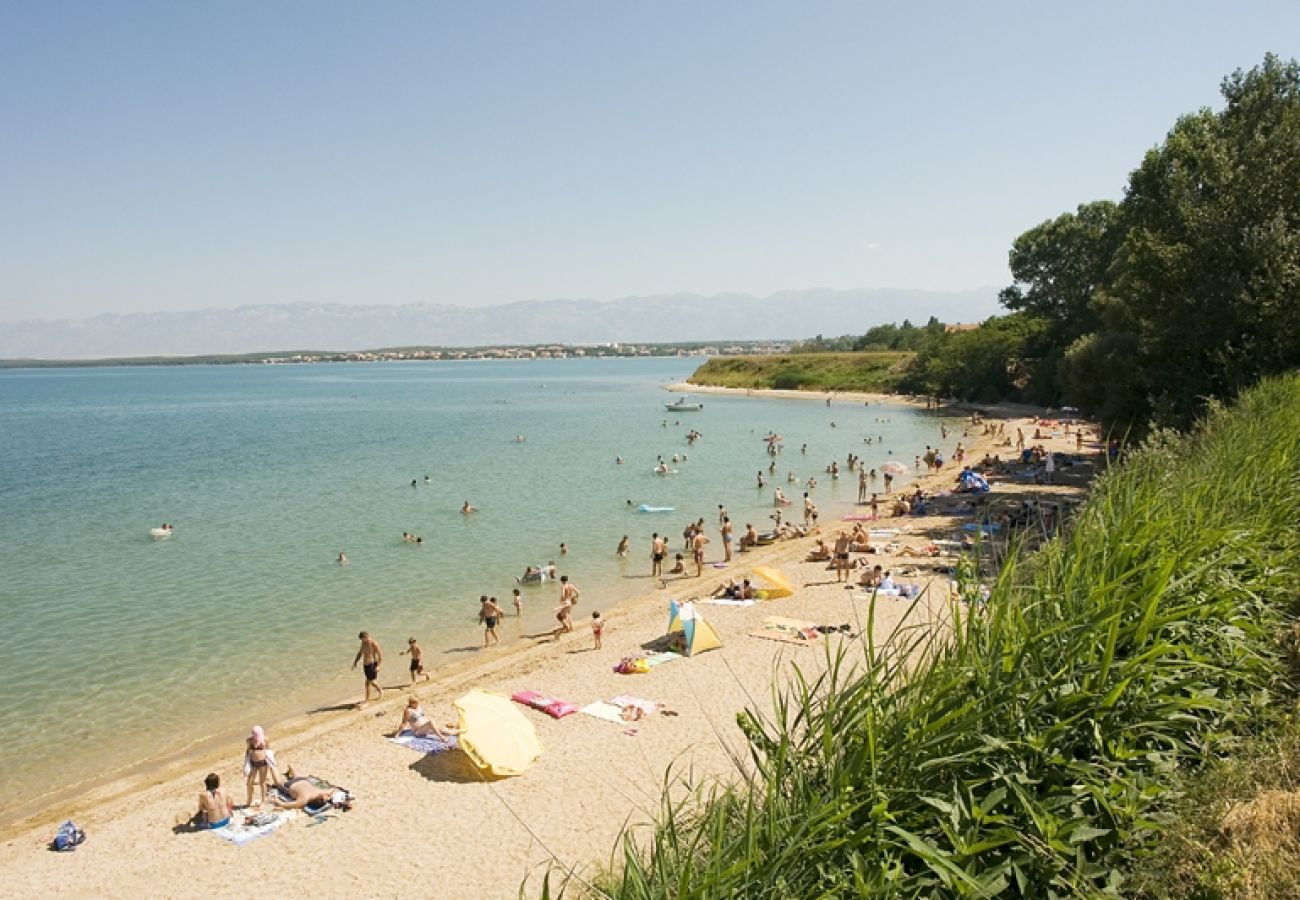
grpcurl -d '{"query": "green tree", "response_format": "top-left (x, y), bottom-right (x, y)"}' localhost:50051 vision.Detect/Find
top-left (1000, 201), bottom-right (1122, 345)
top-left (1109, 53), bottom-right (1300, 427)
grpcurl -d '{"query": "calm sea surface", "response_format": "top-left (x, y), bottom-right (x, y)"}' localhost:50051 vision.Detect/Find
top-left (0, 357), bottom-right (951, 818)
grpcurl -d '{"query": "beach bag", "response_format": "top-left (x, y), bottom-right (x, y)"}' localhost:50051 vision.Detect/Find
top-left (50, 820), bottom-right (86, 852)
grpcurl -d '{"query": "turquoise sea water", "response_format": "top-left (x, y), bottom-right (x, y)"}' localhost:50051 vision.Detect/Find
top-left (0, 358), bottom-right (951, 819)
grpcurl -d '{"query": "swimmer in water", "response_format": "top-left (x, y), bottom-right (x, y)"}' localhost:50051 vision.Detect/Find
top-left (616, 535), bottom-right (629, 557)
top-left (337, 551), bottom-right (348, 565)
top-left (461, 501), bottom-right (476, 514)
top-left (616, 456), bottom-right (624, 464)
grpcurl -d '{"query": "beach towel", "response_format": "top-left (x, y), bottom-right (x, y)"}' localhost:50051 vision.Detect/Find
top-left (209, 812), bottom-right (290, 846)
top-left (749, 616), bottom-right (820, 645)
top-left (644, 651), bottom-right (682, 666)
top-left (389, 731), bottom-right (459, 754)
top-left (580, 701), bottom-right (626, 724)
top-left (581, 696), bottom-right (662, 725)
top-left (609, 695), bottom-right (662, 716)
top-left (268, 778), bottom-right (354, 815)
top-left (703, 597), bottom-right (756, 607)
top-left (511, 691), bottom-right (578, 719)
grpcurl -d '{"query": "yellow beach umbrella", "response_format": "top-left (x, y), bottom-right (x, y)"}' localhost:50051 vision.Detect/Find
top-left (751, 565), bottom-right (794, 599)
top-left (453, 690), bottom-right (542, 777)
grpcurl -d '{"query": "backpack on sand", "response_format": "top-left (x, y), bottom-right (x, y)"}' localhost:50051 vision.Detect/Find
top-left (51, 820), bottom-right (86, 852)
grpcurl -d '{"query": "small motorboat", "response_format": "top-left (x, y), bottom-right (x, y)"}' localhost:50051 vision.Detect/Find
top-left (664, 395), bottom-right (703, 411)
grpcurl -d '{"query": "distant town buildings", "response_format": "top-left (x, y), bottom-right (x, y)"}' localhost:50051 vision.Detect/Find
top-left (258, 341), bottom-right (792, 365)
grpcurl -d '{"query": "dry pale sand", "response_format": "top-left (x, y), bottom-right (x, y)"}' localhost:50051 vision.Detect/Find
top-left (0, 403), bottom-right (1092, 899)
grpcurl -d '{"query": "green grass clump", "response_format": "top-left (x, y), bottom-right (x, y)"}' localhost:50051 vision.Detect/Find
top-left (588, 373), bottom-right (1300, 898)
top-left (687, 353), bottom-right (913, 393)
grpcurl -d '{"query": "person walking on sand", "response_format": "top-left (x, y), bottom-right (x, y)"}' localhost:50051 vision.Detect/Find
top-left (692, 529), bottom-right (710, 577)
top-left (651, 533), bottom-right (666, 578)
top-left (591, 611), bottom-right (604, 650)
top-left (720, 516), bottom-right (733, 562)
top-left (559, 575), bottom-right (581, 610)
top-left (353, 631), bottom-right (383, 706)
top-left (401, 637), bottom-right (431, 683)
top-left (833, 530), bottom-right (853, 583)
top-left (480, 596), bottom-right (504, 647)
top-left (870, 492), bottom-right (880, 520)
top-left (553, 595), bottom-right (574, 637)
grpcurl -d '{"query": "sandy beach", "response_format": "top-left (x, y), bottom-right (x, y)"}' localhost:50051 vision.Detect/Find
top-left (0, 402), bottom-right (1094, 899)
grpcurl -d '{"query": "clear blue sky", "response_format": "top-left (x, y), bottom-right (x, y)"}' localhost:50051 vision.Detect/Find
top-left (2, 1), bottom-right (1297, 322)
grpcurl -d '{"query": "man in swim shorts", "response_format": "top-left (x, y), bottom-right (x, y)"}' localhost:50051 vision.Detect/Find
top-left (400, 637), bottom-right (430, 683)
top-left (833, 531), bottom-right (853, 583)
top-left (651, 533), bottom-right (666, 577)
top-left (481, 596), bottom-right (504, 647)
top-left (271, 777), bottom-right (339, 811)
top-left (352, 631), bottom-right (383, 706)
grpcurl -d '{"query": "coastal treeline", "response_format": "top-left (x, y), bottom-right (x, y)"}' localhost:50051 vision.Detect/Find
top-left (920, 54), bottom-right (1300, 429)
top-left (588, 371), bottom-right (1300, 898)
top-left (703, 55), bottom-right (1300, 433)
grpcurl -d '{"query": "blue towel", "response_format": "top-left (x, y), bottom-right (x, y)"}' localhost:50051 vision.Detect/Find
top-left (389, 730), bottom-right (459, 754)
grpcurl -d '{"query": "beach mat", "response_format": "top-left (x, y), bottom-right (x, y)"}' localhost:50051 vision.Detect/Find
top-left (644, 651), bottom-right (681, 667)
top-left (389, 731), bottom-right (459, 754)
top-left (580, 701), bottom-right (625, 724)
top-left (703, 597), bottom-right (755, 607)
top-left (210, 812), bottom-right (291, 846)
top-left (749, 616), bottom-right (820, 645)
top-left (581, 696), bottom-right (662, 725)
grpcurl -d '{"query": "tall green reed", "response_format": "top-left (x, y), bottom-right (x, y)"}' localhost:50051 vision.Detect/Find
top-left (591, 373), bottom-right (1300, 898)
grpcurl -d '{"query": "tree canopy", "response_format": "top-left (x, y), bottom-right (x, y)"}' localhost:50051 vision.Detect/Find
top-left (895, 54), bottom-right (1300, 431)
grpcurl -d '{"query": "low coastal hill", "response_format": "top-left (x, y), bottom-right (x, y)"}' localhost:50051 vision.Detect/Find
top-left (687, 351), bottom-right (913, 393)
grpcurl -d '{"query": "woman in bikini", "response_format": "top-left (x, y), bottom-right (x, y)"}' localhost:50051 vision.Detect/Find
top-left (198, 773), bottom-right (235, 828)
top-left (244, 725), bottom-right (278, 805)
top-left (395, 697), bottom-right (460, 740)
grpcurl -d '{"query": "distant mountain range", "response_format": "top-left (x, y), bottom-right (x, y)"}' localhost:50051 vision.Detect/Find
top-left (0, 288), bottom-right (1001, 359)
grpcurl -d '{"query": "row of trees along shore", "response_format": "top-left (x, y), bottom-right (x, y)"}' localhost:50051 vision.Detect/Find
top-left (800, 55), bottom-right (1300, 434)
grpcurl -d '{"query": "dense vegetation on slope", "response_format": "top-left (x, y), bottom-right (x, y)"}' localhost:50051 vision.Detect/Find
top-left (686, 352), bottom-right (912, 392)
top-left (585, 371), bottom-right (1300, 899)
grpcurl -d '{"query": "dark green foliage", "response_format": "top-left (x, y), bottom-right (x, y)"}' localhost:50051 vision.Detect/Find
top-left (687, 353), bottom-right (913, 393)
top-left (593, 373), bottom-right (1300, 898)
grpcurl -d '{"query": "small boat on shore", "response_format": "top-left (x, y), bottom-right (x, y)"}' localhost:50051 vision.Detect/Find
top-left (665, 396), bottom-right (703, 411)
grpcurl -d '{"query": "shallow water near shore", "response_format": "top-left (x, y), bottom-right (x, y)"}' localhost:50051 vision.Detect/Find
top-left (0, 357), bottom-right (953, 823)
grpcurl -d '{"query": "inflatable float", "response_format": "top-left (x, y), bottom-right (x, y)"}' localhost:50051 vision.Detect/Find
top-left (150, 527), bottom-right (173, 539)
top-left (637, 504), bottom-right (675, 513)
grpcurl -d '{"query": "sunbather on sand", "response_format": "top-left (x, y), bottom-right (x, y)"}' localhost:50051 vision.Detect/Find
top-left (805, 539), bottom-right (831, 562)
top-left (271, 778), bottom-right (337, 811)
top-left (197, 773), bottom-right (235, 828)
top-left (393, 697), bottom-right (460, 740)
